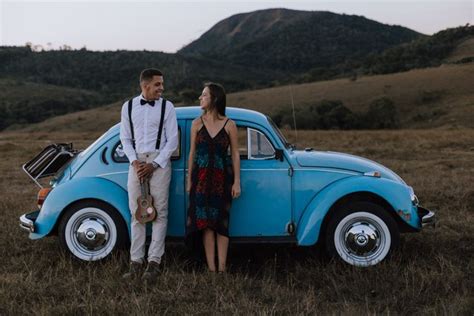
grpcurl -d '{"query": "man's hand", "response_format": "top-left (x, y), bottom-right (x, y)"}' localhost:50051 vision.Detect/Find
top-left (132, 160), bottom-right (155, 181)
top-left (137, 163), bottom-right (156, 180)
top-left (131, 160), bottom-right (142, 172)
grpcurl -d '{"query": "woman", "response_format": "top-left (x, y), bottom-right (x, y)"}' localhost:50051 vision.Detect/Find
top-left (186, 82), bottom-right (241, 273)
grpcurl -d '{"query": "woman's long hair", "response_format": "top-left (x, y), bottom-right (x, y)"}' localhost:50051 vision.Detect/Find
top-left (204, 82), bottom-right (226, 116)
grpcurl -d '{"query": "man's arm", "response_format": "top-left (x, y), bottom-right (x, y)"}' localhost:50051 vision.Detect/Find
top-left (119, 101), bottom-right (138, 164)
top-left (153, 103), bottom-right (178, 168)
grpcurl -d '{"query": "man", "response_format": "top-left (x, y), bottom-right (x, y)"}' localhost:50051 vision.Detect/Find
top-left (120, 68), bottom-right (178, 281)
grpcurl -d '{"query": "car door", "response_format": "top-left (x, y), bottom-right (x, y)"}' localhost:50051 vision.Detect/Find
top-left (229, 123), bottom-right (292, 237)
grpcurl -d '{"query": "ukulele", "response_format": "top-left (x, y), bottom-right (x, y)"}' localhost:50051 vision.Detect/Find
top-left (135, 177), bottom-right (157, 224)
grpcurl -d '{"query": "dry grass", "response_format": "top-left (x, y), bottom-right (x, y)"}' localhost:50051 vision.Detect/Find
top-left (446, 37), bottom-right (474, 62)
top-left (227, 63), bottom-right (474, 128)
top-left (0, 127), bottom-right (473, 314)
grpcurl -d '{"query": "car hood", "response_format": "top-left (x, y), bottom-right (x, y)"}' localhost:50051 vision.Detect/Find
top-left (295, 150), bottom-right (405, 184)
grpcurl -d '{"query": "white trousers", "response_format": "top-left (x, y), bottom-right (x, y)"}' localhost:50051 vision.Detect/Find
top-left (128, 152), bottom-right (171, 264)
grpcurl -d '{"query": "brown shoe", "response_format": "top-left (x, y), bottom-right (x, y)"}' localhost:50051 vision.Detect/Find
top-left (122, 261), bottom-right (143, 280)
top-left (142, 261), bottom-right (161, 282)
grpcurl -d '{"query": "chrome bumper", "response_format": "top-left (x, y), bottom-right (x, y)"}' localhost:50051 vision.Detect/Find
top-left (418, 206), bottom-right (436, 228)
top-left (19, 211), bottom-right (39, 233)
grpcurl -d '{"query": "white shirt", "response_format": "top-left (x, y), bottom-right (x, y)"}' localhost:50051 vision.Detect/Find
top-left (120, 95), bottom-right (178, 168)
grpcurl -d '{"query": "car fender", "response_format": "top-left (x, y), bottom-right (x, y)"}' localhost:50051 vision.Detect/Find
top-left (296, 176), bottom-right (420, 246)
top-left (30, 177), bottom-right (130, 239)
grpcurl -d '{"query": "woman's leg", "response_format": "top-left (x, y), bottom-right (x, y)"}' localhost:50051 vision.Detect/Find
top-left (216, 233), bottom-right (229, 272)
top-left (202, 229), bottom-right (216, 272)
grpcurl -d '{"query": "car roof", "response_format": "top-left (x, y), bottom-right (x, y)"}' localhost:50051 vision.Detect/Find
top-left (108, 106), bottom-right (270, 134)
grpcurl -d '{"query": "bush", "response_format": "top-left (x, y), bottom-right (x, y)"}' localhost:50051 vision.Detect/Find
top-left (179, 89), bottom-right (200, 105)
top-left (418, 89), bottom-right (445, 104)
top-left (363, 97), bottom-right (400, 129)
top-left (273, 100), bottom-right (360, 130)
top-left (271, 97), bottom-right (400, 130)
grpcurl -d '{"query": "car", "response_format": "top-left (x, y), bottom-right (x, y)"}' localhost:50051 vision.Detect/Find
top-left (19, 106), bottom-right (435, 267)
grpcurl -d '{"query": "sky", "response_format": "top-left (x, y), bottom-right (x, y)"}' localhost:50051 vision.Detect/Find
top-left (1, 0), bottom-right (472, 53)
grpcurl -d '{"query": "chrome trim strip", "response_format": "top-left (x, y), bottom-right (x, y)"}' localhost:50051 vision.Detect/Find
top-left (19, 214), bottom-right (34, 233)
top-left (184, 168), bottom-right (287, 172)
top-left (97, 171), bottom-right (128, 177)
top-left (293, 168), bottom-right (359, 176)
top-left (248, 127), bottom-right (276, 161)
top-left (422, 210), bottom-right (436, 228)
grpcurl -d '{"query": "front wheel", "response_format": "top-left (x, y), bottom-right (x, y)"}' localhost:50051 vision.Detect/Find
top-left (58, 200), bottom-right (128, 261)
top-left (325, 202), bottom-right (399, 267)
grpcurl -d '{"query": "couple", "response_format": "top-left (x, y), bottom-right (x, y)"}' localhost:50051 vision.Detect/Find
top-left (120, 68), bottom-right (241, 281)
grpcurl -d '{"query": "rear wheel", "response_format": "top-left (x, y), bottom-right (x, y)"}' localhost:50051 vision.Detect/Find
top-left (325, 202), bottom-right (399, 267)
top-left (58, 200), bottom-right (128, 261)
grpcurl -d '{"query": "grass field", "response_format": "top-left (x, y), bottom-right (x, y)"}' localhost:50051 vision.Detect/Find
top-left (227, 63), bottom-right (474, 129)
top-left (0, 127), bottom-right (472, 314)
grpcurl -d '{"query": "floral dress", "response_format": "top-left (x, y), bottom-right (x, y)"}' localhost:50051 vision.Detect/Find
top-left (187, 117), bottom-right (233, 237)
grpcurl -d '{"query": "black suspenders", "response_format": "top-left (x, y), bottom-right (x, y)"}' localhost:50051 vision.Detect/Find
top-left (127, 99), bottom-right (135, 149)
top-left (156, 99), bottom-right (167, 149)
top-left (127, 97), bottom-right (167, 150)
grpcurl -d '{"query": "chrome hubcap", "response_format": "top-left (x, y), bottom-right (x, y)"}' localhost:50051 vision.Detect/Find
top-left (345, 223), bottom-right (379, 256)
top-left (334, 211), bottom-right (391, 267)
top-left (75, 218), bottom-right (108, 250)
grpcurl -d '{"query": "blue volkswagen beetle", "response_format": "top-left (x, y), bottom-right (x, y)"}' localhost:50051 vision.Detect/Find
top-left (19, 107), bottom-right (435, 267)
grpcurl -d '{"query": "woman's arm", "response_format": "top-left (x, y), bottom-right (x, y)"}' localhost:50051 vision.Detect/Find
top-left (186, 119), bottom-right (199, 193)
top-left (227, 120), bottom-right (241, 198)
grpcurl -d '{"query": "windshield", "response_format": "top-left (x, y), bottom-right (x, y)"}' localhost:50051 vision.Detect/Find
top-left (267, 116), bottom-right (291, 148)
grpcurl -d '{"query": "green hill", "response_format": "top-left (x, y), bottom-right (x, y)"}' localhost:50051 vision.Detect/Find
top-left (10, 63), bottom-right (473, 133)
top-left (0, 79), bottom-right (104, 130)
top-left (362, 25), bottom-right (474, 75)
top-left (0, 47), bottom-right (281, 100)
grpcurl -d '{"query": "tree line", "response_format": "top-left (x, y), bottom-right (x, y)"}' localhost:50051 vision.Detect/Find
top-left (0, 25), bottom-right (471, 130)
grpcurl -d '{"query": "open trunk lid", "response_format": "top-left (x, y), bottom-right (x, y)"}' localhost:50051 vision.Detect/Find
top-left (23, 143), bottom-right (79, 187)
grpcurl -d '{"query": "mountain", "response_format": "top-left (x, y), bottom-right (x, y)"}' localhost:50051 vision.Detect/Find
top-left (179, 9), bottom-right (313, 58)
top-left (179, 8), bottom-right (424, 72)
top-left (0, 9), bottom-right (472, 130)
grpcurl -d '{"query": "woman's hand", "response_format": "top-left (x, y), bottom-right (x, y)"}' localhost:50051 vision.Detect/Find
top-left (186, 178), bottom-right (192, 193)
top-left (231, 182), bottom-right (241, 199)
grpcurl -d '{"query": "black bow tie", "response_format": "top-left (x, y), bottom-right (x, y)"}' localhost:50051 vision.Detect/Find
top-left (140, 99), bottom-right (155, 106)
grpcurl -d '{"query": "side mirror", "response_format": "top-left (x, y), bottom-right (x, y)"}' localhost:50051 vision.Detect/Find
top-left (275, 149), bottom-right (284, 162)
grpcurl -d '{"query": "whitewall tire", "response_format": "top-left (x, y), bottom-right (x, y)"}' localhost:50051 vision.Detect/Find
top-left (325, 202), bottom-right (399, 267)
top-left (58, 201), bottom-right (128, 261)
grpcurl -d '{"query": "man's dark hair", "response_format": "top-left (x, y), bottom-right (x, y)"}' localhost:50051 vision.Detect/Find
top-left (140, 68), bottom-right (163, 83)
top-left (204, 82), bottom-right (226, 116)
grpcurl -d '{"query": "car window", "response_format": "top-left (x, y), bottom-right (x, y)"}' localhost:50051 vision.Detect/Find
top-left (229, 126), bottom-right (275, 160)
top-left (113, 128), bottom-right (181, 163)
top-left (248, 128), bottom-right (275, 160)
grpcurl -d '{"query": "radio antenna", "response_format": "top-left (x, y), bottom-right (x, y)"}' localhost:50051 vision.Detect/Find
top-left (289, 85), bottom-right (297, 147)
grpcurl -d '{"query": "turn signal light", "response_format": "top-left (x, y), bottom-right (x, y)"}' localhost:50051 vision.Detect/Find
top-left (364, 171), bottom-right (381, 178)
top-left (37, 188), bottom-right (52, 209)
top-left (398, 210), bottom-right (411, 221)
